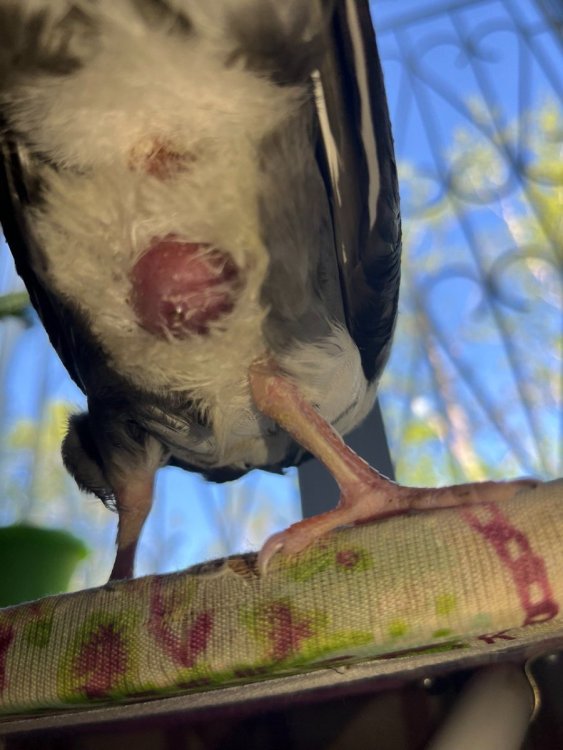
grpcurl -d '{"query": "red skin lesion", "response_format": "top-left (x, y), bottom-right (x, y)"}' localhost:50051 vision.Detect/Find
top-left (130, 236), bottom-right (241, 338)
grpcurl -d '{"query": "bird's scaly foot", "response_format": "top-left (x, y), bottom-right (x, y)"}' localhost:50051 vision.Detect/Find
top-left (249, 358), bottom-right (539, 575)
top-left (257, 476), bottom-right (538, 574)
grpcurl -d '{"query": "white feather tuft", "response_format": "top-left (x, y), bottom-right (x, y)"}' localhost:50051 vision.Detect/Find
top-left (280, 324), bottom-right (379, 436)
top-left (7, 1), bottom-right (306, 411)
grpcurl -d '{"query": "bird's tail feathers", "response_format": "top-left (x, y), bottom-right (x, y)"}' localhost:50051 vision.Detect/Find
top-left (178, 0), bottom-right (335, 84)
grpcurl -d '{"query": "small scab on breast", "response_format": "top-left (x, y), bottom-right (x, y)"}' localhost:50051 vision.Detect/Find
top-left (128, 136), bottom-right (193, 179)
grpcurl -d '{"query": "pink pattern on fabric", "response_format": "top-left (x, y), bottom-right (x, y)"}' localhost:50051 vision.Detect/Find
top-left (263, 601), bottom-right (314, 660)
top-left (0, 623), bottom-right (14, 694)
top-left (336, 550), bottom-right (361, 569)
top-left (149, 579), bottom-right (214, 667)
top-left (461, 503), bottom-right (559, 625)
top-left (72, 622), bottom-right (128, 699)
top-left (478, 629), bottom-right (517, 644)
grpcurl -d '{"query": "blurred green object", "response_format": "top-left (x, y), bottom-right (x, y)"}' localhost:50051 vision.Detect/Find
top-left (0, 291), bottom-right (30, 321)
top-left (0, 524), bottom-right (88, 607)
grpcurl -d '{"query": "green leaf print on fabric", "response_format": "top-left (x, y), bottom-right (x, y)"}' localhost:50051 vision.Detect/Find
top-left (284, 543), bottom-right (374, 582)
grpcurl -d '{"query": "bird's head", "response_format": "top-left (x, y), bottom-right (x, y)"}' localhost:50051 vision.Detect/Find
top-left (62, 412), bottom-right (116, 509)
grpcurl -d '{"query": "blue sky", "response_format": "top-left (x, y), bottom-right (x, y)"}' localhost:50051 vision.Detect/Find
top-left (373, 0), bottom-right (561, 481)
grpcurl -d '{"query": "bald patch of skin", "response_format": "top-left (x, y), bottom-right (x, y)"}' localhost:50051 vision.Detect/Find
top-left (130, 236), bottom-right (241, 337)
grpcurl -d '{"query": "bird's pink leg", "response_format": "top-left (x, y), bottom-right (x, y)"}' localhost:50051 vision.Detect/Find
top-left (249, 359), bottom-right (538, 573)
top-left (109, 473), bottom-right (155, 581)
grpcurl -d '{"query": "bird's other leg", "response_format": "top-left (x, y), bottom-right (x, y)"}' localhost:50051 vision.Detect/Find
top-left (109, 471), bottom-right (155, 581)
top-left (62, 412), bottom-right (162, 581)
top-left (249, 359), bottom-right (538, 573)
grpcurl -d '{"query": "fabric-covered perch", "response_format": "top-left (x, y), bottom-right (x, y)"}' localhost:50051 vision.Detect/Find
top-left (1, 479), bottom-right (561, 724)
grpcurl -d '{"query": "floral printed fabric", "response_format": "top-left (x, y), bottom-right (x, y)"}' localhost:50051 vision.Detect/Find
top-left (0, 480), bottom-right (562, 716)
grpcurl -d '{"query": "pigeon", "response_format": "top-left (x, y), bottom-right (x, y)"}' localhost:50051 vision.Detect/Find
top-left (0, 0), bottom-right (536, 579)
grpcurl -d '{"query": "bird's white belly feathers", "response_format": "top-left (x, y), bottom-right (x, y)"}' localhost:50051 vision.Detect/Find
top-left (15, 4), bottom-right (300, 409)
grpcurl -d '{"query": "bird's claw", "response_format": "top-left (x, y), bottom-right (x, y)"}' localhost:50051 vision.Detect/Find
top-left (257, 516), bottom-right (332, 575)
top-left (258, 525), bottom-right (314, 576)
top-left (257, 506), bottom-right (350, 575)
top-left (257, 534), bottom-right (285, 576)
